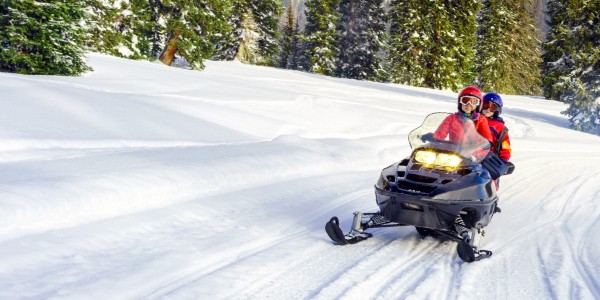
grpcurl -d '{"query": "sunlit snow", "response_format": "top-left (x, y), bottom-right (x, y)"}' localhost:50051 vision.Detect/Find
top-left (1, 53), bottom-right (599, 299)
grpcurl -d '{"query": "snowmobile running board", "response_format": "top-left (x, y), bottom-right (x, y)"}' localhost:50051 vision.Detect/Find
top-left (325, 213), bottom-right (493, 262)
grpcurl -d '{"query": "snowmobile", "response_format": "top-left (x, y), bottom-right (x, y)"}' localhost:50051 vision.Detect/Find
top-left (325, 113), bottom-right (515, 262)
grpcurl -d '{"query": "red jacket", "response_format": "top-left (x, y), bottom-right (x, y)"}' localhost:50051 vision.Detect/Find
top-left (487, 118), bottom-right (512, 162)
top-left (433, 113), bottom-right (494, 144)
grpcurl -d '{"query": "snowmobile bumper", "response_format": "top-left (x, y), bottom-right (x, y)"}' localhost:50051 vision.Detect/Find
top-left (374, 186), bottom-right (495, 231)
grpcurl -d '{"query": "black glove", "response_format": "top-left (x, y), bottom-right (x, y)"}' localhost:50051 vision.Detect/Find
top-left (421, 133), bottom-right (436, 142)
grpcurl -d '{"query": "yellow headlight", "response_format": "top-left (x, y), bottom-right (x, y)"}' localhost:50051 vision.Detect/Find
top-left (435, 153), bottom-right (462, 167)
top-left (414, 150), bottom-right (462, 168)
top-left (414, 150), bottom-right (437, 165)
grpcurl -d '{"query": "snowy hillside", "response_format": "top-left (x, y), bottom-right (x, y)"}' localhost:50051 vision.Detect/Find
top-left (1, 53), bottom-right (599, 299)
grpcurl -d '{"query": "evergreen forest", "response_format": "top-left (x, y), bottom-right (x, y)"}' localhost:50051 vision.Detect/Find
top-left (1, 0), bottom-right (599, 135)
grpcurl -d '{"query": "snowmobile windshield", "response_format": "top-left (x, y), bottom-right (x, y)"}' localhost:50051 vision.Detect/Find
top-left (408, 112), bottom-right (491, 164)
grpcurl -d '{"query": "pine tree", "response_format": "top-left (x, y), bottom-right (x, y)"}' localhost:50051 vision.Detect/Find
top-left (336, 0), bottom-right (387, 81)
top-left (303, 0), bottom-right (341, 76)
top-left (424, 2), bottom-right (457, 88)
top-left (543, 0), bottom-right (600, 135)
top-left (279, 4), bottom-right (296, 68)
top-left (561, 72), bottom-right (600, 135)
top-left (288, 20), bottom-right (307, 70)
top-left (83, 0), bottom-right (127, 57)
top-left (147, 0), bottom-right (165, 58)
top-left (475, 0), bottom-right (512, 92)
top-left (127, 0), bottom-right (164, 59)
top-left (236, 8), bottom-right (261, 64)
top-left (213, 0), bottom-right (282, 65)
top-left (251, 0), bottom-right (283, 65)
top-left (450, 0), bottom-right (479, 86)
top-left (85, 0), bottom-right (167, 60)
top-left (388, 1), bottom-right (428, 86)
top-left (0, 0), bottom-right (89, 75)
top-left (213, 0), bottom-right (243, 60)
top-left (158, 0), bottom-right (231, 70)
top-left (476, 0), bottom-right (541, 95)
top-left (541, 0), bottom-right (577, 100)
top-left (388, 0), bottom-right (479, 90)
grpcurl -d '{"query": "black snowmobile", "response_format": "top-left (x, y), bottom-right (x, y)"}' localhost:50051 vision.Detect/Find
top-left (325, 112), bottom-right (515, 262)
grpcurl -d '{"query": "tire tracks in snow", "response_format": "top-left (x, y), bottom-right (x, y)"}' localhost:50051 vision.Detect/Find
top-left (141, 228), bottom-right (313, 299)
top-left (152, 228), bottom-right (400, 299)
top-left (313, 235), bottom-right (441, 299)
top-left (362, 239), bottom-right (459, 299)
top-left (493, 167), bottom-right (600, 298)
top-left (489, 166), bottom-right (582, 253)
top-left (138, 174), bottom-right (380, 299)
top-left (554, 172), bottom-right (600, 298)
top-left (242, 230), bottom-right (463, 300)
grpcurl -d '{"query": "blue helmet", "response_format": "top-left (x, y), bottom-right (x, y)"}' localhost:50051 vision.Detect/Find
top-left (483, 92), bottom-right (503, 118)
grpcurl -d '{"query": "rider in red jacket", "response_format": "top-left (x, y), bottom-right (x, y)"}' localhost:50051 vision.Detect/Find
top-left (482, 92), bottom-right (511, 162)
top-left (433, 86), bottom-right (494, 144)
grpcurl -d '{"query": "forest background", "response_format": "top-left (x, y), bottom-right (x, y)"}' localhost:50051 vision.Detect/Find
top-left (0, 0), bottom-right (599, 135)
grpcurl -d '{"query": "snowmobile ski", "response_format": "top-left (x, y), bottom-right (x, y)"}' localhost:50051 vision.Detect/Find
top-left (457, 240), bottom-right (493, 262)
top-left (325, 216), bottom-right (372, 245)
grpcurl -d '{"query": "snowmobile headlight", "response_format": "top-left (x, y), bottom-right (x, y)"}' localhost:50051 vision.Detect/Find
top-left (414, 150), bottom-right (437, 165)
top-left (414, 150), bottom-right (463, 168)
top-left (435, 153), bottom-right (462, 167)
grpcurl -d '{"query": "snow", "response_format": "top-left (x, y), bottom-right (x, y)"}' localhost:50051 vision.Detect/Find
top-left (1, 53), bottom-right (600, 299)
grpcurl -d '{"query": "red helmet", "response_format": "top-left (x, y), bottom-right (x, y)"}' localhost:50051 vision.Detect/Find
top-left (457, 86), bottom-right (483, 113)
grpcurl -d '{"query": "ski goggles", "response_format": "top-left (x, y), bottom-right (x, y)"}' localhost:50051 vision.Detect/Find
top-left (459, 95), bottom-right (480, 106)
top-left (482, 101), bottom-right (499, 112)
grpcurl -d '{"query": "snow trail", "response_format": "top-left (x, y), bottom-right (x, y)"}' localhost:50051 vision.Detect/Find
top-left (1, 53), bottom-right (599, 299)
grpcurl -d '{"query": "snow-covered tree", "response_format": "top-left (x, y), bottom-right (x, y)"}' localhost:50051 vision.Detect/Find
top-left (213, 0), bottom-right (243, 60)
top-left (388, 0), bottom-right (479, 90)
top-left (387, 1), bottom-right (427, 86)
top-left (476, 0), bottom-right (541, 95)
top-left (213, 0), bottom-right (282, 65)
top-left (236, 8), bottom-right (261, 64)
top-left (336, 0), bottom-right (387, 81)
top-left (288, 22), bottom-right (309, 71)
top-left (85, 0), bottom-right (164, 60)
top-left (85, 0), bottom-right (227, 66)
top-left (0, 0), bottom-right (89, 75)
top-left (542, 0), bottom-right (600, 135)
top-left (285, 1), bottom-right (309, 72)
top-left (158, 0), bottom-right (231, 69)
top-left (251, 0), bottom-right (283, 65)
top-left (561, 73), bottom-right (600, 135)
top-left (303, 0), bottom-right (341, 76)
top-left (450, 0), bottom-right (479, 86)
top-left (278, 4), bottom-right (298, 68)
top-left (84, 0), bottom-right (127, 57)
top-left (541, 0), bottom-right (576, 100)
top-left (127, 0), bottom-right (165, 59)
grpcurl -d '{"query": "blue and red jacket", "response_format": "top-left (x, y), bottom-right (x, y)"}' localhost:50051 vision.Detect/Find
top-left (487, 117), bottom-right (511, 162)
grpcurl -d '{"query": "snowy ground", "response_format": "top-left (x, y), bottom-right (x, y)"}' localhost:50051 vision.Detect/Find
top-left (1, 53), bottom-right (599, 299)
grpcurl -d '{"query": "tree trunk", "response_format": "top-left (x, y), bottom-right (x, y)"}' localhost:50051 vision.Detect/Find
top-left (159, 31), bottom-right (180, 66)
